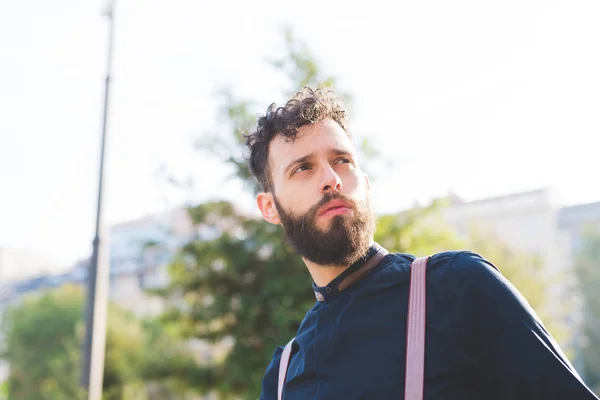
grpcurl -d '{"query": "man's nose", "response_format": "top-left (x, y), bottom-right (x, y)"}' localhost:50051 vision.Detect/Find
top-left (321, 166), bottom-right (342, 193)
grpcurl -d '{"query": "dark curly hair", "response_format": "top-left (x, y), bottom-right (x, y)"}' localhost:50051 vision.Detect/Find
top-left (245, 86), bottom-right (350, 193)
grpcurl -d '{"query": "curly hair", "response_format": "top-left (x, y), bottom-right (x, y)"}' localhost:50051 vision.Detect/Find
top-left (245, 86), bottom-right (350, 193)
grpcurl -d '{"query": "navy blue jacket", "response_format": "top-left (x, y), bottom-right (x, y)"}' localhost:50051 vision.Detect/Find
top-left (260, 244), bottom-right (598, 399)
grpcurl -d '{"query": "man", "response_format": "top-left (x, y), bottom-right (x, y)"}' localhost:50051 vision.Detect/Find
top-left (245, 87), bottom-right (598, 399)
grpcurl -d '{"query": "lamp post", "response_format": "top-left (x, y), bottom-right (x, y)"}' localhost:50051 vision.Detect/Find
top-left (81, 1), bottom-right (115, 399)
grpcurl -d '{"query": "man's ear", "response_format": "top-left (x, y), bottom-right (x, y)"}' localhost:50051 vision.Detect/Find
top-left (364, 173), bottom-right (370, 190)
top-left (256, 192), bottom-right (281, 225)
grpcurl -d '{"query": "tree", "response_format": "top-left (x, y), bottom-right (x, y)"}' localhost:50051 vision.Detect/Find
top-left (573, 226), bottom-right (600, 394)
top-left (153, 201), bottom-right (312, 398)
top-left (0, 285), bottom-right (191, 400)
top-left (374, 198), bottom-right (465, 256)
top-left (1, 285), bottom-right (85, 400)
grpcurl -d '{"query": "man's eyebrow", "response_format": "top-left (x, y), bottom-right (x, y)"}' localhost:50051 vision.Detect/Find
top-left (330, 148), bottom-right (353, 157)
top-left (283, 148), bottom-right (354, 176)
top-left (284, 153), bottom-right (314, 175)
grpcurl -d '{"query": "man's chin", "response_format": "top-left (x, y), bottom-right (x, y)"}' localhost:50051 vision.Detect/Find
top-left (315, 214), bottom-right (349, 230)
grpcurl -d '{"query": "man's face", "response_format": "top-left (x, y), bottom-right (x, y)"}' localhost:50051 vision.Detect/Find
top-left (256, 119), bottom-right (376, 267)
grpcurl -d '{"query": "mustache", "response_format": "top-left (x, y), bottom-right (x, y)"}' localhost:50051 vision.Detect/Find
top-left (308, 192), bottom-right (357, 216)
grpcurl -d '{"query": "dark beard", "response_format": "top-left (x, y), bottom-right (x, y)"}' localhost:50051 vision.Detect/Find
top-left (274, 191), bottom-right (376, 267)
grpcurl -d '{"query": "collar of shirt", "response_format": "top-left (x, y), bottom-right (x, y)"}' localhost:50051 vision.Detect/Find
top-left (311, 242), bottom-right (389, 303)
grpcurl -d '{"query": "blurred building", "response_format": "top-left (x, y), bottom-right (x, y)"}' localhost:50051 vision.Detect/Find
top-left (558, 200), bottom-right (600, 254)
top-left (440, 186), bottom-right (600, 286)
top-left (440, 188), bottom-right (574, 295)
top-left (0, 207), bottom-right (196, 313)
top-left (109, 207), bottom-right (195, 275)
top-left (442, 187), bottom-right (573, 274)
top-left (103, 207), bottom-right (195, 316)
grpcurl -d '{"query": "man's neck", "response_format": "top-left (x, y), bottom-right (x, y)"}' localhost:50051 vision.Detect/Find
top-left (303, 241), bottom-right (375, 287)
top-left (304, 259), bottom-right (348, 287)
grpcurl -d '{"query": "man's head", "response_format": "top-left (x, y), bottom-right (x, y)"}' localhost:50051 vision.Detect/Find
top-left (245, 87), bottom-right (376, 267)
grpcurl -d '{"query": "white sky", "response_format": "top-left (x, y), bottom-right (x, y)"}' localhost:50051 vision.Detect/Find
top-left (1, 0), bottom-right (599, 271)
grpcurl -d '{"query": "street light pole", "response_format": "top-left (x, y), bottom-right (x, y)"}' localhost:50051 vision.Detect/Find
top-left (81, 1), bottom-right (115, 399)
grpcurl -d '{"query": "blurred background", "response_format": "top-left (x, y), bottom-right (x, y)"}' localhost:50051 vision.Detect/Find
top-left (1, 0), bottom-right (600, 398)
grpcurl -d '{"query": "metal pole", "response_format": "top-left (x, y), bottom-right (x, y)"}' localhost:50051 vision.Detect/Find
top-left (81, 1), bottom-right (115, 398)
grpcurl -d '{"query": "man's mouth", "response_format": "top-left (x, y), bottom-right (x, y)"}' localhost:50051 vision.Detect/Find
top-left (319, 199), bottom-right (352, 217)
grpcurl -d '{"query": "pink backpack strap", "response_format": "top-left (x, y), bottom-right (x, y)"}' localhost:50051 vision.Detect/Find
top-left (277, 337), bottom-right (295, 400)
top-left (405, 256), bottom-right (429, 400)
top-left (276, 256), bottom-right (429, 400)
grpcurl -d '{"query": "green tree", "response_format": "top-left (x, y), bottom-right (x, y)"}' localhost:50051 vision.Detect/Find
top-left (0, 285), bottom-right (191, 400)
top-left (573, 226), bottom-right (600, 394)
top-left (154, 201), bottom-right (313, 398)
top-left (374, 198), bottom-right (465, 256)
top-left (0, 380), bottom-right (7, 398)
top-left (1, 285), bottom-right (84, 400)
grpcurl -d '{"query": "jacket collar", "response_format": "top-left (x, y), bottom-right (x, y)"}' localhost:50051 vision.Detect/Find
top-left (312, 243), bottom-right (389, 302)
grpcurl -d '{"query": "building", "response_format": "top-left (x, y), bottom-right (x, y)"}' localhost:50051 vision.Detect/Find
top-left (558, 201), bottom-right (600, 254)
top-left (442, 187), bottom-right (572, 274)
top-left (109, 207), bottom-right (195, 275)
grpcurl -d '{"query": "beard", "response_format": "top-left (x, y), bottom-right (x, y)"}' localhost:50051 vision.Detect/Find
top-left (273, 191), bottom-right (376, 267)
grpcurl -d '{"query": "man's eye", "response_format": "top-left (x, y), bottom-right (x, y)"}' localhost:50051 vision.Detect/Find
top-left (293, 164), bottom-right (310, 174)
top-left (336, 158), bottom-right (351, 164)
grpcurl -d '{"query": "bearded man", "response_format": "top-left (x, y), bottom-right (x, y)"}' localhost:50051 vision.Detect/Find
top-left (244, 87), bottom-right (597, 399)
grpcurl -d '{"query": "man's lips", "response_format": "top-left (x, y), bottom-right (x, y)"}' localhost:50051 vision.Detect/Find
top-left (319, 200), bottom-right (352, 216)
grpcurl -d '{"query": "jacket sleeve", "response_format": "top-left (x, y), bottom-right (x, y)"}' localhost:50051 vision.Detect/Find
top-left (259, 345), bottom-right (284, 400)
top-left (448, 251), bottom-right (598, 399)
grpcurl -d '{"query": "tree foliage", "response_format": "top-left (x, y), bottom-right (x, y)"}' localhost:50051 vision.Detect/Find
top-left (156, 201), bottom-right (312, 398)
top-left (0, 285), bottom-right (191, 400)
top-left (1, 285), bottom-right (84, 400)
top-left (374, 198), bottom-right (465, 256)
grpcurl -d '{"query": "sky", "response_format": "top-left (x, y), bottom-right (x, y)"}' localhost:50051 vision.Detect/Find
top-left (1, 0), bottom-right (599, 274)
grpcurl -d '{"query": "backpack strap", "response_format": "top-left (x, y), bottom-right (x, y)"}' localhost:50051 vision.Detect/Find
top-left (277, 337), bottom-right (295, 400)
top-left (276, 256), bottom-right (430, 400)
top-left (405, 256), bottom-right (430, 400)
